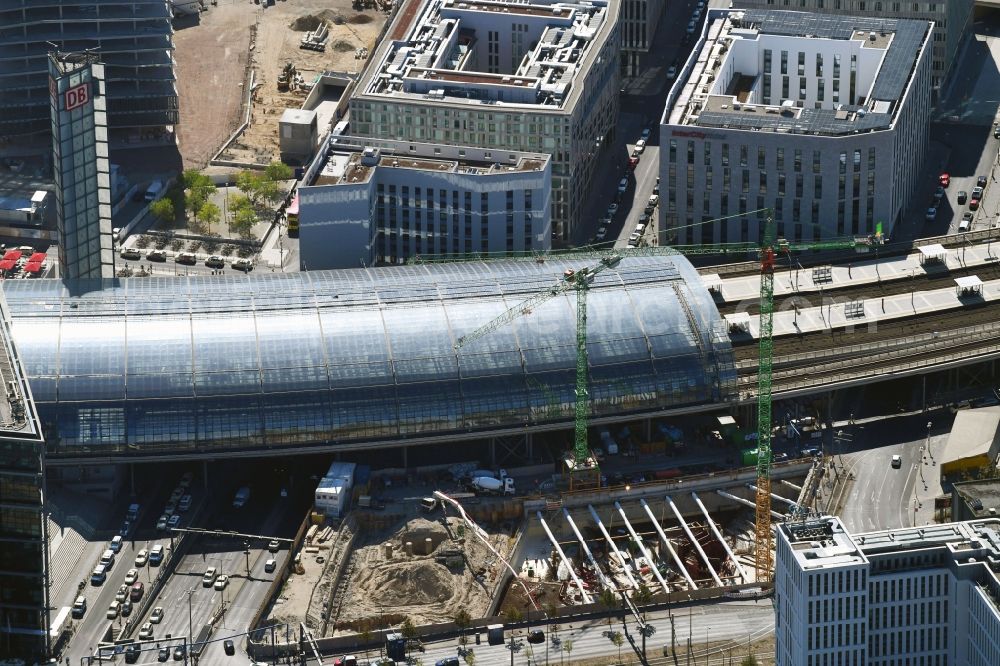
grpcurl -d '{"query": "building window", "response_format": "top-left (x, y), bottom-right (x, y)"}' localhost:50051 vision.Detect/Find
top-left (780, 50), bottom-right (788, 75)
top-left (777, 147), bottom-right (785, 171)
top-left (797, 51), bottom-right (805, 76)
top-left (669, 140), bottom-right (677, 162)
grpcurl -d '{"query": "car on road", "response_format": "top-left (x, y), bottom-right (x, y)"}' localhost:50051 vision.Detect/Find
top-left (205, 255), bottom-right (225, 269)
top-left (594, 230), bottom-right (607, 242)
top-left (167, 514), bottom-right (181, 529)
top-left (179, 494), bottom-right (192, 512)
top-left (120, 248), bottom-right (142, 260)
top-left (933, 186), bottom-right (945, 202)
top-left (607, 203), bottom-right (619, 217)
top-left (173, 645), bottom-right (186, 661)
top-left (970, 197), bottom-right (981, 211)
top-left (107, 601), bottom-right (121, 620)
top-left (686, 20), bottom-right (696, 34)
top-left (925, 207), bottom-right (937, 221)
top-left (891, 455), bottom-right (902, 468)
top-left (265, 559), bottom-right (277, 574)
top-left (435, 659), bottom-right (460, 666)
top-left (972, 186), bottom-right (984, 200)
top-left (960, 212), bottom-right (974, 232)
top-left (958, 190), bottom-right (968, 205)
top-left (268, 539), bottom-right (280, 553)
top-left (124, 644), bottom-right (141, 664)
top-left (121, 599), bottom-right (133, 617)
top-left (140, 623), bottom-right (155, 641)
top-left (203, 566), bottom-right (218, 587)
top-left (134, 549), bottom-right (148, 567)
top-left (146, 249), bottom-right (167, 262)
top-left (667, 65), bottom-right (677, 79)
top-left (156, 513), bottom-right (169, 531)
top-left (90, 564), bottom-right (107, 586)
top-left (149, 544), bottom-right (164, 566)
top-left (158, 646), bottom-right (170, 661)
top-left (110, 535), bottom-right (123, 553)
top-left (214, 574), bottom-right (230, 591)
top-left (995, 127), bottom-right (1000, 139)
top-left (71, 595), bottom-right (87, 618)
top-left (180, 471), bottom-right (194, 487)
top-left (617, 176), bottom-right (629, 194)
top-left (527, 629), bottom-right (545, 644)
top-left (150, 606), bottom-right (165, 624)
top-left (938, 172), bottom-right (950, 187)
top-left (978, 175), bottom-right (988, 189)
top-left (627, 232), bottom-right (641, 246)
top-left (115, 583), bottom-right (129, 603)
top-left (233, 258), bottom-right (254, 272)
top-left (627, 156), bottom-right (639, 170)
top-left (224, 639), bottom-right (236, 656)
top-left (175, 252), bottom-right (197, 265)
top-left (125, 568), bottom-right (139, 585)
top-left (634, 139), bottom-right (646, 154)
top-left (641, 127), bottom-right (651, 140)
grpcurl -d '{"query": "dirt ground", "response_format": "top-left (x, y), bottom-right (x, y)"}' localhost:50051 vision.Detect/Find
top-left (173, 0), bottom-right (387, 169)
top-left (334, 516), bottom-right (506, 630)
top-left (172, 1), bottom-right (256, 169)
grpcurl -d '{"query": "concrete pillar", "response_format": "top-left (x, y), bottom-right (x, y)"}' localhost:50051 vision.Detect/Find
top-left (401, 446), bottom-right (408, 469)
top-left (490, 439), bottom-right (496, 466)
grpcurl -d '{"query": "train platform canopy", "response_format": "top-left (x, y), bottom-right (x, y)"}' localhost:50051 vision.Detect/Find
top-left (919, 244), bottom-right (947, 264)
top-left (940, 407), bottom-right (1000, 479)
top-left (955, 275), bottom-right (983, 297)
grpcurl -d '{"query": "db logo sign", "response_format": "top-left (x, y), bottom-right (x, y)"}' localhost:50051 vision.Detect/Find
top-left (63, 83), bottom-right (90, 112)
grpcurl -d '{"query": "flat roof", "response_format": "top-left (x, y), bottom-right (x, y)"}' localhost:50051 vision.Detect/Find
top-left (954, 480), bottom-right (1000, 519)
top-left (780, 517), bottom-right (867, 569)
top-left (941, 406), bottom-right (1000, 465)
top-left (668, 9), bottom-right (930, 136)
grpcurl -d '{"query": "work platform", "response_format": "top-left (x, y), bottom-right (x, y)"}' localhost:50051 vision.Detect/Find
top-left (712, 240), bottom-right (1000, 304)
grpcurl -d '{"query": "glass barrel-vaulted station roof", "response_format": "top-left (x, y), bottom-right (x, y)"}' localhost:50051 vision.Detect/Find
top-left (1, 255), bottom-right (736, 458)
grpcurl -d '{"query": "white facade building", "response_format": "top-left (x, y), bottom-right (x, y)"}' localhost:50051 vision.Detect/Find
top-left (348, 0), bottom-right (620, 240)
top-left (660, 9), bottom-right (932, 245)
top-left (298, 135), bottom-right (551, 269)
top-left (731, 0), bottom-right (974, 96)
top-left (314, 462), bottom-right (356, 518)
top-left (776, 516), bottom-right (1000, 666)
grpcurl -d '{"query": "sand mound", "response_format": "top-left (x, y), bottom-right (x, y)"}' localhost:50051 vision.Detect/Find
top-left (349, 14), bottom-right (374, 24)
top-left (332, 40), bottom-right (355, 52)
top-left (397, 517), bottom-right (449, 552)
top-left (370, 561), bottom-right (455, 606)
top-left (290, 15), bottom-right (324, 31)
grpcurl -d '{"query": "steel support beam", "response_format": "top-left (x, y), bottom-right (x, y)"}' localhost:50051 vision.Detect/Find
top-left (747, 483), bottom-right (797, 507)
top-left (690, 492), bottom-right (749, 583)
top-left (615, 501), bottom-right (671, 594)
top-left (665, 495), bottom-right (723, 588)
top-left (563, 508), bottom-right (615, 591)
top-left (717, 490), bottom-right (784, 520)
top-left (537, 512), bottom-right (593, 604)
top-left (640, 498), bottom-right (696, 590)
top-left (588, 504), bottom-right (639, 589)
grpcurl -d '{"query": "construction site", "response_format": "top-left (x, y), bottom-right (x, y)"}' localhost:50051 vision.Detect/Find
top-left (173, 0), bottom-right (388, 169)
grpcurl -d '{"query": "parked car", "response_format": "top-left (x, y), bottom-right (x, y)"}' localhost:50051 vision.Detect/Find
top-left (640, 127), bottom-right (651, 140)
top-left (925, 207), bottom-right (937, 221)
top-left (121, 599), bottom-right (133, 617)
top-left (972, 186), bottom-right (984, 200)
top-left (938, 172), bottom-right (950, 187)
top-left (110, 535), bottom-right (123, 553)
top-left (617, 176), bottom-right (629, 193)
top-left (958, 190), bottom-right (968, 204)
top-left (233, 258), bottom-right (254, 272)
top-left (978, 175), bottom-right (988, 188)
top-left (115, 583), bottom-right (129, 603)
top-left (120, 248), bottom-right (142, 260)
top-left (106, 601), bottom-right (121, 620)
top-left (149, 544), bottom-right (165, 565)
top-left (156, 514), bottom-right (169, 531)
top-left (205, 255), bottom-right (225, 268)
top-left (175, 252), bottom-right (197, 265)
top-left (970, 197), bottom-right (981, 211)
top-left (627, 156), bottom-right (639, 169)
top-left (627, 232), bottom-right (641, 246)
top-left (134, 549), bottom-right (148, 567)
top-left (146, 249), bottom-right (167, 262)
top-left (167, 514), bottom-right (181, 529)
top-left (607, 203), bottom-right (619, 217)
top-left (933, 186), bottom-right (945, 202)
top-left (634, 138), bottom-right (646, 154)
top-left (667, 65), bottom-right (677, 79)
top-left (124, 568), bottom-right (139, 585)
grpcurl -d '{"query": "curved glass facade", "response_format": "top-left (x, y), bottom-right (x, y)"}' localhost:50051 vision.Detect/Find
top-left (2, 256), bottom-right (736, 457)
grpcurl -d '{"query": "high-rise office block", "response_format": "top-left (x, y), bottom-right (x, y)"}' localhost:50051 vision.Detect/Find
top-left (0, 0), bottom-right (178, 139)
top-left (0, 291), bottom-right (48, 661)
top-left (776, 516), bottom-right (1000, 666)
top-left (49, 53), bottom-right (115, 280)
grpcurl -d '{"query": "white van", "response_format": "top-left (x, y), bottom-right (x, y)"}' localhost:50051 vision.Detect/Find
top-left (99, 549), bottom-right (115, 569)
top-left (91, 564), bottom-right (107, 585)
top-left (959, 217), bottom-right (972, 232)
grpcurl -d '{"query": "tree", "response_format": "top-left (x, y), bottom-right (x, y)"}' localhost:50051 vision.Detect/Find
top-left (149, 197), bottom-right (174, 225)
top-left (609, 630), bottom-right (624, 664)
top-left (265, 160), bottom-right (293, 183)
top-left (236, 170), bottom-right (265, 206)
top-left (561, 639), bottom-right (573, 664)
top-left (633, 582), bottom-right (652, 605)
top-left (740, 656), bottom-right (759, 666)
top-left (231, 206), bottom-right (257, 239)
top-left (400, 617), bottom-right (417, 659)
top-left (506, 607), bottom-right (524, 623)
top-left (461, 650), bottom-right (475, 666)
top-left (359, 621), bottom-right (373, 665)
top-left (199, 201), bottom-right (222, 233)
top-left (453, 608), bottom-right (472, 646)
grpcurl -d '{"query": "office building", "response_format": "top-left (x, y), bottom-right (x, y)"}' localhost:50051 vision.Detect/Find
top-left (348, 0), bottom-right (621, 239)
top-left (298, 135), bottom-right (551, 269)
top-left (660, 9), bottom-right (932, 244)
top-left (775, 516), bottom-right (1000, 666)
top-left (731, 0), bottom-right (974, 95)
top-left (620, 0), bottom-right (666, 77)
top-left (1, 255), bottom-right (735, 467)
top-left (49, 53), bottom-right (115, 280)
top-left (0, 292), bottom-right (48, 660)
top-left (0, 0), bottom-right (178, 139)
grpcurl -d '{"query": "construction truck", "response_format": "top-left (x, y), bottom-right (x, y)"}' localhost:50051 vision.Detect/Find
top-left (277, 62), bottom-right (296, 92)
top-left (469, 475), bottom-right (514, 495)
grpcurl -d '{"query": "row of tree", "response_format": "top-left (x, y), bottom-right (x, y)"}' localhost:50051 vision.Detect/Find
top-left (148, 162), bottom-right (293, 240)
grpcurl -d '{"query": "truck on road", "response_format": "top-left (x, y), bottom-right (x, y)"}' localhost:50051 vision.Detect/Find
top-left (232, 486), bottom-right (250, 508)
top-left (143, 180), bottom-right (164, 202)
top-left (469, 475), bottom-right (515, 495)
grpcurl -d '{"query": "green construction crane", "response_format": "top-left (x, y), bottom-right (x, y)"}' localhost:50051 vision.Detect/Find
top-left (438, 212), bottom-right (878, 577)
